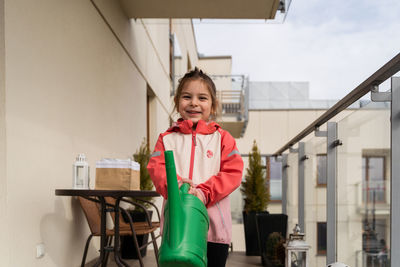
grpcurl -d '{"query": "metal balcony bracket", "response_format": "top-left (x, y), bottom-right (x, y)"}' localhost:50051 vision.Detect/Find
top-left (371, 84), bottom-right (391, 102)
top-left (315, 127), bottom-right (327, 137)
top-left (274, 155), bottom-right (282, 162)
top-left (300, 155), bottom-right (309, 161)
top-left (331, 139), bottom-right (343, 148)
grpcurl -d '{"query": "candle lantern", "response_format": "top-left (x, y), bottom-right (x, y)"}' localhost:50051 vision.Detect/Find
top-left (73, 153), bottom-right (90, 189)
top-left (285, 224), bottom-right (310, 267)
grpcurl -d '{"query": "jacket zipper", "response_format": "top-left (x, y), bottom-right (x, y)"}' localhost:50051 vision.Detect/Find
top-left (216, 202), bottom-right (227, 229)
top-left (189, 131), bottom-right (196, 180)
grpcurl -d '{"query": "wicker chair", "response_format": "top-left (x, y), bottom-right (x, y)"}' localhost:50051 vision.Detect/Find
top-left (78, 197), bottom-right (160, 267)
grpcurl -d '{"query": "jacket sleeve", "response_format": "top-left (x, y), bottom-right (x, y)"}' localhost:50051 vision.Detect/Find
top-left (196, 130), bottom-right (244, 207)
top-left (147, 134), bottom-right (182, 199)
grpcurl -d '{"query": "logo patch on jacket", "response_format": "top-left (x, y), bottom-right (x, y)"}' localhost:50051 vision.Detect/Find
top-left (207, 150), bottom-right (214, 158)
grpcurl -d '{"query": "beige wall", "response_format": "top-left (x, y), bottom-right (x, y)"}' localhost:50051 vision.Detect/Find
top-left (5, 0), bottom-right (146, 265)
top-left (198, 57), bottom-right (232, 76)
top-left (0, 0), bottom-right (7, 264)
top-left (198, 57), bottom-right (233, 111)
top-left (172, 19), bottom-right (199, 75)
top-left (1, 0), bottom-right (197, 266)
top-left (237, 109), bottom-right (355, 155)
top-left (237, 110), bottom-right (327, 155)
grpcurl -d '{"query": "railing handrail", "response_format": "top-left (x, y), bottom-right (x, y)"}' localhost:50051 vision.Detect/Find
top-left (274, 53), bottom-right (400, 156)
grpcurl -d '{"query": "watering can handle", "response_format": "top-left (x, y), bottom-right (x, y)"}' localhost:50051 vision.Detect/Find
top-left (180, 183), bottom-right (190, 194)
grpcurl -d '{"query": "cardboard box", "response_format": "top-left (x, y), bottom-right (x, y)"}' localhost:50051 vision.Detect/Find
top-left (95, 159), bottom-right (140, 190)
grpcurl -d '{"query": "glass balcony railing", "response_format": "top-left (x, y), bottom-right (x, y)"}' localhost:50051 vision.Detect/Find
top-left (337, 100), bottom-right (391, 267)
top-left (273, 53), bottom-right (400, 267)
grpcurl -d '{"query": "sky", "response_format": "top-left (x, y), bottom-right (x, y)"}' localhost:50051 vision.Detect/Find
top-left (193, 0), bottom-right (400, 100)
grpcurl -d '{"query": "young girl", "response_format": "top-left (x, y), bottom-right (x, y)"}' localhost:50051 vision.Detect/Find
top-left (147, 67), bottom-right (244, 267)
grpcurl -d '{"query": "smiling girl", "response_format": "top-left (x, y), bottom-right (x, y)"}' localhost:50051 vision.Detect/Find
top-left (147, 67), bottom-right (244, 267)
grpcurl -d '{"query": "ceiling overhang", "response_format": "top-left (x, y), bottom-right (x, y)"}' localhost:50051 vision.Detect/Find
top-left (118, 0), bottom-right (280, 19)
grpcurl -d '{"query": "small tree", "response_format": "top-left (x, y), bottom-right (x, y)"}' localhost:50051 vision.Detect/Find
top-left (133, 139), bottom-right (154, 208)
top-left (241, 140), bottom-right (270, 212)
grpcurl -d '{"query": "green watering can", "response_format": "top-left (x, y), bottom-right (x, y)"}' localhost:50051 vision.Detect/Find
top-left (158, 150), bottom-right (210, 267)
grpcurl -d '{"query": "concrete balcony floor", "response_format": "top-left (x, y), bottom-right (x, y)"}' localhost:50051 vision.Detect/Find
top-left (103, 251), bottom-right (262, 266)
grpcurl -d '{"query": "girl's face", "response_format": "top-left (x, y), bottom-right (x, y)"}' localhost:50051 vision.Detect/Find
top-left (178, 79), bottom-right (213, 125)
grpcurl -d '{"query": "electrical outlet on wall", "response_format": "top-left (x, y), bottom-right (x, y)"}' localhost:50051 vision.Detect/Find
top-left (36, 243), bottom-right (45, 259)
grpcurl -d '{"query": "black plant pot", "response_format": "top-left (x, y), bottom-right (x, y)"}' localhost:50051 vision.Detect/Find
top-left (255, 213), bottom-right (288, 267)
top-left (243, 211), bottom-right (269, 256)
top-left (121, 210), bottom-right (153, 259)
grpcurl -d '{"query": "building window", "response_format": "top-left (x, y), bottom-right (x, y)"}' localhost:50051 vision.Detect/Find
top-left (266, 156), bottom-right (282, 202)
top-left (317, 222), bottom-right (327, 255)
top-left (317, 154), bottom-right (327, 186)
top-left (362, 156), bottom-right (386, 203)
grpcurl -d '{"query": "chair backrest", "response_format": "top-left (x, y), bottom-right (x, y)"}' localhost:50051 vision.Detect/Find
top-left (104, 197), bottom-right (131, 229)
top-left (78, 197), bottom-right (102, 235)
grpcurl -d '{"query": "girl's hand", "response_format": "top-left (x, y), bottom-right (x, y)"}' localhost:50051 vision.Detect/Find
top-left (178, 178), bottom-right (206, 204)
top-left (188, 187), bottom-right (206, 204)
top-left (179, 178), bottom-right (193, 187)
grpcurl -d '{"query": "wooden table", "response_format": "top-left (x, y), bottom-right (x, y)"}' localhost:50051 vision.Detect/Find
top-left (55, 189), bottom-right (160, 267)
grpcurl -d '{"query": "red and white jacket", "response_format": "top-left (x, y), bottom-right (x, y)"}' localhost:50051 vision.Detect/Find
top-left (147, 119), bottom-right (244, 244)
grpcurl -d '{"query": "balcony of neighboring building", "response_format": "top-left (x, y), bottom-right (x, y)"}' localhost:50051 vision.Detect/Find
top-left (213, 74), bottom-right (249, 138)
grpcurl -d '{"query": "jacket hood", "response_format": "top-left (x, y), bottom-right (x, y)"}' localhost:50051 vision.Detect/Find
top-left (167, 119), bottom-right (220, 134)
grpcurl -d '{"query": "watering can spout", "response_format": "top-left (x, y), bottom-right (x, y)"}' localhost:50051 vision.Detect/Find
top-left (159, 151), bottom-right (209, 267)
top-left (164, 150), bottom-right (183, 248)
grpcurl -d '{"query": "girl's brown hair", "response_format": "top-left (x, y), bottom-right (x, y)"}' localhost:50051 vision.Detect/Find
top-left (174, 67), bottom-right (218, 119)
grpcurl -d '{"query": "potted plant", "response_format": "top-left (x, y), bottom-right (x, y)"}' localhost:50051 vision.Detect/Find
top-left (241, 140), bottom-right (270, 256)
top-left (256, 215), bottom-right (288, 266)
top-left (121, 139), bottom-right (155, 259)
top-left (263, 232), bottom-right (286, 267)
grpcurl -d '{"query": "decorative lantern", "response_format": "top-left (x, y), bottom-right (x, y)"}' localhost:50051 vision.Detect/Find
top-left (73, 154), bottom-right (90, 189)
top-left (285, 224), bottom-right (310, 267)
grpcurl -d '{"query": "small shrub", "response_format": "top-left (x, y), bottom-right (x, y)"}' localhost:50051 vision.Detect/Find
top-left (241, 140), bottom-right (270, 212)
top-left (266, 232), bottom-right (285, 266)
top-left (132, 138), bottom-right (154, 209)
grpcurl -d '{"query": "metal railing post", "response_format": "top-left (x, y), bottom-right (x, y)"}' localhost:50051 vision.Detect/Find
top-left (391, 76), bottom-right (400, 265)
top-left (282, 154), bottom-right (288, 215)
top-left (298, 142), bottom-right (306, 232)
top-left (327, 122), bottom-right (340, 265)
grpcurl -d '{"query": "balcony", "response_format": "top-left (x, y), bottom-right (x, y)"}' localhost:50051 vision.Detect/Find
top-left (214, 75), bottom-right (249, 138)
top-left (356, 180), bottom-right (390, 215)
